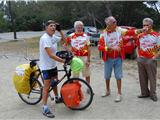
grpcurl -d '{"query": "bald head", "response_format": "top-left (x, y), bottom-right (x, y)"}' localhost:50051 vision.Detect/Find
top-left (105, 16), bottom-right (117, 31)
top-left (105, 16), bottom-right (117, 26)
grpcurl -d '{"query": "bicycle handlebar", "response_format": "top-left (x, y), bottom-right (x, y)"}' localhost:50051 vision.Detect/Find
top-left (29, 59), bottom-right (39, 68)
top-left (29, 59), bottom-right (39, 62)
top-left (28, 51), bottom-right (73, 68)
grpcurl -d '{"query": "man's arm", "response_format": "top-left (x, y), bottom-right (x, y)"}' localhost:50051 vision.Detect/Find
top-left (98, 36), bottom-right (107, 52)
top-left (86, 41), bottom-right (91, 62)
top-left (63, 36), bottom-right (72, 51)
top-left (45, 47), bottom-right (65, 63)
top-left (152, 35), bottom-right (160, 59)
top-left (59, 30), bottom-right (65, 45)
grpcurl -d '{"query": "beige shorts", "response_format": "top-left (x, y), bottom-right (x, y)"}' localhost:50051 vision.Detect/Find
top-left (72, 56), bottom-right (91, 78)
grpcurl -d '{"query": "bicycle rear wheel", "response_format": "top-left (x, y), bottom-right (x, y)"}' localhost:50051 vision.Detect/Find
top-left (18, 79), bottom-right (42, 105)
top-left (61, 78), bottom-right (94, 110)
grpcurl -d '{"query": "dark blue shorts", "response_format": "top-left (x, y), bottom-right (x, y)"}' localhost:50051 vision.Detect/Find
top-left (42, 67), bottom-right (58, 80)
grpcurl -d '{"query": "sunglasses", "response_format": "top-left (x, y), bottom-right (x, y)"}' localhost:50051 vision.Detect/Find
top-left (112, 21), bottom-right (117, 24)
top-left (143, 24), bottom-right (150, 27)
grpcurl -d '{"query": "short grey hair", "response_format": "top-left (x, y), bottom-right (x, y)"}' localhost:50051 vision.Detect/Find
top-left (105, 16), bottom-right (116, 25)
top-left (74, 21), bottom-right (84, 28)
top-left (143, 18), bottom-right (153, 25)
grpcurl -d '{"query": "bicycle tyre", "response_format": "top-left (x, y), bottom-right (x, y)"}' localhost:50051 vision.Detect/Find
top-left (18, 79), bottom-right (42, 105)
top-left (60, 78), bottom-right (94, 110)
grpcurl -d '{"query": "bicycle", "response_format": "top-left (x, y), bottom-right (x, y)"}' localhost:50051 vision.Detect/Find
top-left (18, 51), bottom-right (94, 110)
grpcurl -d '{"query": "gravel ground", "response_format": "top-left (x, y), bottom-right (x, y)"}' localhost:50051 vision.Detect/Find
top-left (0, 55), bottom-right (160, 119)
top-left (0, 33), bottom-right (160, 119)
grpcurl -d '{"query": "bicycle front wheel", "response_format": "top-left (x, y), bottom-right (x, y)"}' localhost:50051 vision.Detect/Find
top-left (61, 78), bottom-right (94, 110)
top-left (18, 79), bottom-right (42, 105)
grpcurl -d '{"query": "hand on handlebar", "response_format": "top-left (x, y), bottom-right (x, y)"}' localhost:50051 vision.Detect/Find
top-left (64, 59), bottom-right (72, 65)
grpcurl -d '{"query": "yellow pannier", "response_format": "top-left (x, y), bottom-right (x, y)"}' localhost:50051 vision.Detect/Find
top-left (13, 64), bottom-right (38, 94)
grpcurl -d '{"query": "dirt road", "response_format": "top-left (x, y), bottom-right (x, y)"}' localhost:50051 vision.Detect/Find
top-left (0, 55), bottom-right (160, 119)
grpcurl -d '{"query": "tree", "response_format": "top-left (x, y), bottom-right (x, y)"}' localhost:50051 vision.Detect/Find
top-left (8, 1), bottom-right (17, 39)
top-left (0, 1), bottom-right (160, 31)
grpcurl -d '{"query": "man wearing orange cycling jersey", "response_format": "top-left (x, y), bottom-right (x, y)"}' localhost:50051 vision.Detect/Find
top-left (136, 18), bottom-right (160, 102)
top-left (65, 21), bottom-right (91, 86)
top-left (98, 16), bottom-right (136, 102)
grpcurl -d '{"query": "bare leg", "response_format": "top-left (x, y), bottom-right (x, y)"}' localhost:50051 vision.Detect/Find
top-left (42, 79), bottom-right (51, 105)
top-left (86, 76), bottom-right (90, 84)
top-left (105, 80), bottom-right (110, 94)
top-left (51, 76), bottom-right (58, 96)
top-left (51, 76), bottom-right (62, 103)
top-left (53, 86), bottom-right (58, 96)
top-left (116, 80), bottom-right (121, 95)
top-left (42, 79), bottom-right (55, 118)
top-left (101, 80), bottom-right (110, 97)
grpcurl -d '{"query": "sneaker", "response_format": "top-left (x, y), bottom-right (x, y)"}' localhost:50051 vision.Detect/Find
top-left (114, 94), bottom-right (121, 102)
top-left (55, 96), bottom-right (63, 104)
top-left (42, 107), bottom-right (55, 118)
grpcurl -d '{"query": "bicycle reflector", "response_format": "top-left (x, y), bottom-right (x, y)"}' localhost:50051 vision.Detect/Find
top-left (70, 57), bottom-right (84, 73)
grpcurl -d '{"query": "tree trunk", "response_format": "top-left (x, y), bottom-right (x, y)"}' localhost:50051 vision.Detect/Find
top-left (92, 13), bottom-right (97, 27)
top-left (104, 1), bottom-right (112, 16)
top-left (8, 1), bottom-right (17, 39)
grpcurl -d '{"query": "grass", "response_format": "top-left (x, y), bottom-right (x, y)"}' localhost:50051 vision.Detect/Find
top-left (0, 37), bottom-right (100, 60)
top-left (0, 37), bottom-right (40, 58)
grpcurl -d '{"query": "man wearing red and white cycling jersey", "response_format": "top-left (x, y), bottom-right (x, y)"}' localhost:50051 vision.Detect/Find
top-left (136, 18), bottom-right (160, 102)
top-left (98, 16), bottom-right (136, 102)
top-left (65, 21), bottom-right (91, 85)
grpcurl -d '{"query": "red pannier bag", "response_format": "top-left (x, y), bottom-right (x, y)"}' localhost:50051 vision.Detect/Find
top-left (61, 81), bottom-right (84, 107)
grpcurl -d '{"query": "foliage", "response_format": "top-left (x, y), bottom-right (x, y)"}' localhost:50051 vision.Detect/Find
top-left (0, 11), bottom-right (10, 32)
top-left (0, 1), bottom-right (159, 32)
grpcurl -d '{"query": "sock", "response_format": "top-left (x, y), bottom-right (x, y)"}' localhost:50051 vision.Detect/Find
top-left (43, 105), bottom-right (49, 112)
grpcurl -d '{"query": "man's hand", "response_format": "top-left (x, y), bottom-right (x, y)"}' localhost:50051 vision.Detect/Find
top-left (105, 46), bottom-right (108, 51)
top-left (152, 53), bottom-right (160, 60)
top-left (152, 56), bottom-right (156, 60)
top-left (112, 46), bottom-right (121, 51)
top-left (55, 23), bottom-right (61, 31)
top-left (136, 29), bottom-right (143, 34)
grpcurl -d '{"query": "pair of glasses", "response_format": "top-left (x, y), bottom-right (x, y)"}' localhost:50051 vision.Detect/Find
top-left (112, 21), bottom-right (117, 24)
top-left (143, 24), bottom-right (150, 27)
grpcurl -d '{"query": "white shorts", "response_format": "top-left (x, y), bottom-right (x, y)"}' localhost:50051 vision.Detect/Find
top-left (72, 56), bottom-right (91, 78)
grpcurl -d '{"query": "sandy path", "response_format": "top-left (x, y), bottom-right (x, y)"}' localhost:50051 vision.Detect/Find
top-left (0, 55), bottom-right (160, 119)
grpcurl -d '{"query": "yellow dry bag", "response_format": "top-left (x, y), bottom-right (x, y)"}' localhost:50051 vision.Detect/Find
top-left (12, 64), bottom-right (37, 94)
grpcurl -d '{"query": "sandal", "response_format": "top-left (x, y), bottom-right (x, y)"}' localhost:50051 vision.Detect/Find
top-left (101, 91), bottom-right (110, 97)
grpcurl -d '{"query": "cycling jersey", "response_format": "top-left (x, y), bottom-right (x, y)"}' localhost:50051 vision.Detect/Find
top-left (98, 27), bottom-right (131, 61)
top-left (137, 31), bottom-right (160, 59)
top-left (65, 32), bottom-right (90, 56)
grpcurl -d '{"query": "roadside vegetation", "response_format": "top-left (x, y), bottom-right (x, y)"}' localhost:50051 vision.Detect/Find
top-left (0, 1), bottom-right (160, 33)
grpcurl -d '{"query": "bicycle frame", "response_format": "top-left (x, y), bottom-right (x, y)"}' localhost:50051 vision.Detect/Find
top-left (19, 59), bottom-right (94, 109)
top-left (48, 64), bottom-right (72, 93)
top-left (32, 62), bottom-right (72, 93)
